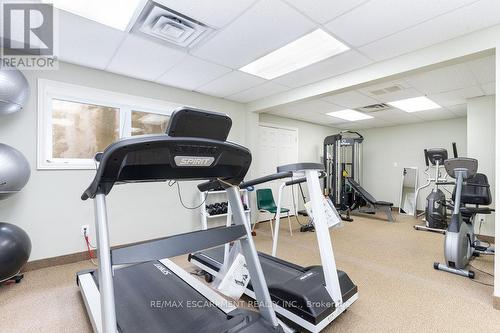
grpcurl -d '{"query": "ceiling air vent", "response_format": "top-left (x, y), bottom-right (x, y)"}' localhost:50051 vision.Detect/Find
top-left (368, 84), bottom-right (404, 96)
top-left (131, 1), bottom-right (214, 49)
top-left (355, 103), bottom-right (391, 113)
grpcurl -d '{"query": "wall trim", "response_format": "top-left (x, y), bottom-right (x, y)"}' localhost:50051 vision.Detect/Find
top-left (23, 235), bottom-right (182, 272)
top-left (478, 234), bottom-right (495, 244)
top-left (24, 251), bottom-right (90, 272)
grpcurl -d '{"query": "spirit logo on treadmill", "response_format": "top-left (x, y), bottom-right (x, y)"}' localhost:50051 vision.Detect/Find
top-left (153, 263), bottom-right (170, 276)
top-left (174, 156), bottom-right (214, 167)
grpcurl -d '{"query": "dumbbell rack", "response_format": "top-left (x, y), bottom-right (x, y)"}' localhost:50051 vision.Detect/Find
top-left (200, 189), bottom-right (251, 230)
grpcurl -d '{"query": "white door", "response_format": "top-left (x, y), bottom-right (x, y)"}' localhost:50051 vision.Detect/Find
top-left (257, 124), bottom-right (298, 221)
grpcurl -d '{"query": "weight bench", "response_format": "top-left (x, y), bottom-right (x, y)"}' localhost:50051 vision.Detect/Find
top-left (346, 178), bottom-right (394, 222)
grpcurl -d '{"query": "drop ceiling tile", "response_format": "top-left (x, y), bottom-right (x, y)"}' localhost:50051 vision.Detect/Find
top-left (358, 79), bottom-right (411, 96)
top-left (447, 104), bottom-right (467, 116)
top-left (370, 108), bottom-right (420, 122)
top-left (273, 50), bottom-right (372, 88)
top-left (428, 86), bottom-right (484, 106)
top-left (191, 0), bottom-right (316, 68)
top-left (405, 63), bottom-right (478, 94)
top-left (267, 109), bottom-right (336, 126)
top-left (58, 11), bottom-right (125, 70)
top-left (284, 0), bottom-right (369, 24)
top-left (324, 0), bottom-right (476, 47)
top-left (371, 88), bottom-right (423, 103)
top-left (226, 82), bottom-right (289, 103)
top-left (195, 71), bottom-right (265, 97)
top-left (338, 122), bottom-right (372, 130)
top-left (389, 117), bottom-right (424, 125)
top-left (413, 108), bottom-right (456, 121)
top-left (324, 115), bottom-right (355, 125)
top-left (156, 56), bottom-right (231, 91)
top-left (154, 0), bottom-right (256, 28)
top-left (327, 122), bottom-right (348, 128)
top-left (304, 113), bottom-right (345, 124)
top-left (321, 91), bottom-right (379, 108)
top-left (107, 35), bottom-right (187, 81)
top-left (466, 55), bottom-right (496, 84)
top-left (272, 100), bottom-right (345, 116)
top-left (354, 118), bottom-right (394, 128)
top-left (358, 0), bottom-right (500, 61)
top-left (481, 82), bottom-right (495, 95)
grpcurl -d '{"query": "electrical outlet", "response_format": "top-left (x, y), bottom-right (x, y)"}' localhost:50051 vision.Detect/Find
top-left (81, 225), bottom-right (89, 236)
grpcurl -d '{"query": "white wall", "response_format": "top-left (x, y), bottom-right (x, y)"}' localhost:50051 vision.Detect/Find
top-left (467, 95), bottom-right (496, 236)
top-left (359, 118), bottom-right (468, 213)
top-left (0, 62), bottom-right (247, 261)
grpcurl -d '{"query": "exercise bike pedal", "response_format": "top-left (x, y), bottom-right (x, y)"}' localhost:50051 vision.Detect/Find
top-left (473, 245), bottom-right (489, 252)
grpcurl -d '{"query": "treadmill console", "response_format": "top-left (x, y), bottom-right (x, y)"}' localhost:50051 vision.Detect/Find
top-left (167, 107), bottom-right (232, 141)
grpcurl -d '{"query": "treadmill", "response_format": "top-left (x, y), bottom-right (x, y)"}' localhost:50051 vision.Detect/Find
top-left (76, 107), bottom-right (288, 333)
top-left (190, 164), bottom-right (358, 333)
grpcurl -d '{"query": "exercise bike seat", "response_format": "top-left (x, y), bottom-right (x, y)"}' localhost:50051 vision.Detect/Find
top-left (452, 173), bottom-right (491, 205)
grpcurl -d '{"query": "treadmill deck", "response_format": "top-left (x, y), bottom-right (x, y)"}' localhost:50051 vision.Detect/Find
top-left (77, 261), bottom-right (284, 333)
top-left (189, 247), bottom-right (358, 328)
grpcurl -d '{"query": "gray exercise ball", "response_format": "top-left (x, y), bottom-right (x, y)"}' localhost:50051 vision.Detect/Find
top-left (0, 222), bottom-right (31, 282)
top-left (0, 66), bottom-right (30, 115)
top-left (0, 144), bottom-right (31, 200)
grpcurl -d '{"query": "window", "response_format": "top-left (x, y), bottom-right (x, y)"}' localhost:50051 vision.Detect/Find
top-left (38, 79), bottom-right (178, 169)
top-left (131, 110), bottom-right (170, 136)
top-left (52, 99), bottom-right (120, 159)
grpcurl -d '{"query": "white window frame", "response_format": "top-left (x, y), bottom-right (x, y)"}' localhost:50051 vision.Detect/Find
top-left (37, 79), bottom-right (180, 170)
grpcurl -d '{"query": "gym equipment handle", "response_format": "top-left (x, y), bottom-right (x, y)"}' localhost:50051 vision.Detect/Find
top-left (285, 171), bottom-right (326, 186)
top-left (240, 171), bottom-right (293, 188)
top-left (197, 171), bottom-right (293, 192)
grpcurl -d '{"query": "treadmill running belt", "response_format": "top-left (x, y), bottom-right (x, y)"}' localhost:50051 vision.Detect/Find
top-left (108, 262), bottom-right (230, 333)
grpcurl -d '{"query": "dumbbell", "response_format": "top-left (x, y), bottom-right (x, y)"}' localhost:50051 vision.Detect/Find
top-left (221, 202), bottom-right (228, 214)
top-left (206, 204), bottom-right (217, 216)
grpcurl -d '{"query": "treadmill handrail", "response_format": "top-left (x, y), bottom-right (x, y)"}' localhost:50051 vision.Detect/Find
top-left (277, 162), bottom-right (325, 173)
top-left (284, 171), bottom-right (326, 186)
top-left (197, 171), bottom-right (293, 192)
top-left (111, 225), bottom-right (246, 265)
top-left (240, 171), bottom-right (293, 188)
top-left (198, 164), bottom-right (326, 192)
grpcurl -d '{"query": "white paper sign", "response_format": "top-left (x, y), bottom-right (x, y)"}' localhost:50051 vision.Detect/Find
top-left (304, 197), bottom-right (341, 228)
top-left (216, 253), bottom-right (250, 299)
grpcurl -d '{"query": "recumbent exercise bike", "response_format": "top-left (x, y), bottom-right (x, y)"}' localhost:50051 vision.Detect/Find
top-left (434, 157), bottom-right (495, 278)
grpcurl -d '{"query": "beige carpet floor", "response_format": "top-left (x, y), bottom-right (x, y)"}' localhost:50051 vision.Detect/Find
top-left (0, 213), bottom-right (498, 332)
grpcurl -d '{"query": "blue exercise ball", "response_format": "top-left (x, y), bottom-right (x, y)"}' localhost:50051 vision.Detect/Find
top-left (0, 66), bottom-right (29, 115)
top-left (0, 144), bottom-right (31, 200)
top-left (0, 222), bottom-right (31, 282)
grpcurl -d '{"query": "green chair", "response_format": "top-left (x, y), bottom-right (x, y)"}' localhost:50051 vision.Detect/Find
top-left (256, 188), bottom-right (293, 236)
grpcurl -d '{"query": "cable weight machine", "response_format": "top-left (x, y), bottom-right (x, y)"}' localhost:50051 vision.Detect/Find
top-left (323, 131), bottom-right (364, 221)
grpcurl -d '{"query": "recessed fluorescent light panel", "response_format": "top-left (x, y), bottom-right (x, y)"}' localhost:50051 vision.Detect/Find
top-left (240, 29), bottom-right (350, 79)
top-left (326, 109), bottom-right (373, 121)
top-left (388, 96), bottom-right (441, 113)
top-left (43, 0), bottom-right (143, 31)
